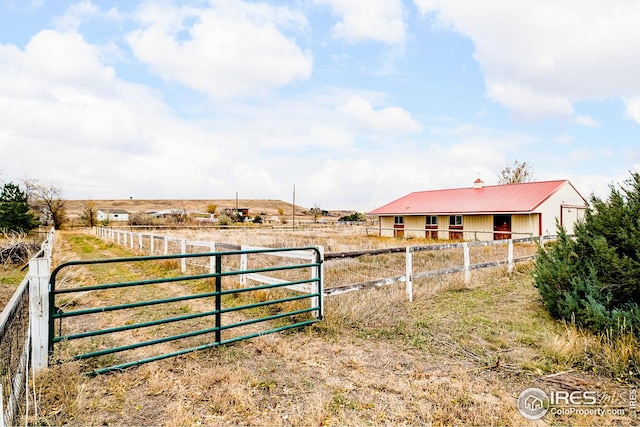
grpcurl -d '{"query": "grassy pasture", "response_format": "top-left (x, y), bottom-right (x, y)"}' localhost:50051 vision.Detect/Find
top-left (19, 229), bottom-right (640, 425)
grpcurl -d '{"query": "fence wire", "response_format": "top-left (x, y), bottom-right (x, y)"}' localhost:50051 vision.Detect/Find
top-left (0, 280), bottom-right (30, 427)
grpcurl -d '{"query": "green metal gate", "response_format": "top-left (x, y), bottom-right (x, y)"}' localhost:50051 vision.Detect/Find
top-left (48, 247), bottom-right (322, 374)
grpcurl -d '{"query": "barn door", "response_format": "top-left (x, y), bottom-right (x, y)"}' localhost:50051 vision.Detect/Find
top-left (393, 216), bottom-right (405, 238)
top-left (493, 215), bottom-right (512, 240)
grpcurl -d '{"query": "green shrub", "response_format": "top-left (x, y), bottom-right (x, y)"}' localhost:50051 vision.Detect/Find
top-left (533, 172), bottom-right (640, 336)
top-left (0, 182), bottom-right (39, 232)
top-left (338, 212), bottom-right (366, 222)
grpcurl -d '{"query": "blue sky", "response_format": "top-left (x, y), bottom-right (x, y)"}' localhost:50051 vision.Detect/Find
top-left (1, 0), bottom-right (639, 211)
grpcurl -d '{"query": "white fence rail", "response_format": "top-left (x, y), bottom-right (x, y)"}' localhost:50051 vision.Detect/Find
top-left (97, 227), bottom-right (549, 304)
top-left (324, 236), bottom-right (550, 300)
top-left (95, 227), bottom-right (323, 298)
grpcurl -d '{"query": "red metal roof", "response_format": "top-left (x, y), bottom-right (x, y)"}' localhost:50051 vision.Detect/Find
top-left (369, 180), bottom-right (574, 215)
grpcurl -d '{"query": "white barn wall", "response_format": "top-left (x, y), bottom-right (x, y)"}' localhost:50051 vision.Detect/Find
top-left (380, 216), bottom-right (395, 237)
top-left (405, 215), bottom-right (425, 238)
top-left (512, 214), bottom-right (540, 238)
top-left (463, 215), bottom-right (493, 241)
top-left (437, 215), bottom-right (448, 239)
top-left (536, 183), bottom-right (587, 236)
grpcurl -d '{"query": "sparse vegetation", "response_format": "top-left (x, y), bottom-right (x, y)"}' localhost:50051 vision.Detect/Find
top-left (128, 212), bottom-right (157, 226)
top-left (80, 200), bottom-right (98, 228)
top-left (25, 180), bottom-right (67, 229)
top-left (23, 230), bottom-right (640, 426)
top-left (338, 212), bottom-right (366, 222)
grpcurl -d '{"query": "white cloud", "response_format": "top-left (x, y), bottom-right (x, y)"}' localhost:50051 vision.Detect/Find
top-left (127, 1), bottom-right (312, 100)
top-left (52, 0), bottom-right (98, 31)
top-left (6, 30), bottom-right (116, 90)
top-left (337, 95), bottom-right (421, 133)
top-left (316, 0), bottom-right (406, 44)
top-left (625, 97), bottom-right (640, 123)
top-left (0, 27), bottom-right (419, 208)
top-left (572, 114), bottom-right (601, 128)
top-left (487, 82), bottom-right (574, 119)
top-left (415, 0), bottom-right (640, 122)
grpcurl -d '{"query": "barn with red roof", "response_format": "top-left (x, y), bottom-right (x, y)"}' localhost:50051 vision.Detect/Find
top-left (368, 179), bottom-right (588, 241)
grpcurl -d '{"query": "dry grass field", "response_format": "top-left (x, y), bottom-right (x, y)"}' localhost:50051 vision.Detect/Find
top-left (12, 228), bottom-right (640, 426)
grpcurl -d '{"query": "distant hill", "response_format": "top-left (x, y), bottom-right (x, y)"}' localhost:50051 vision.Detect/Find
top-left (63, 199), bottom-right (353, 221)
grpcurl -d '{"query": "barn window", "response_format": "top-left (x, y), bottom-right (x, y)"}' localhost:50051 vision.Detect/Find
top-left (394, 216), bottom-right (404, 225)
top-left (426, 216), bottom-right (438, 226)
top-left (449, 215), bottom-right (463, 226)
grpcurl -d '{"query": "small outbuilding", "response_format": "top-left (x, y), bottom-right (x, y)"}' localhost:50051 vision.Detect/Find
top-left (368, 179), bottom-right (588, 241)
top-left (96, 208), bottom-right (130, 222)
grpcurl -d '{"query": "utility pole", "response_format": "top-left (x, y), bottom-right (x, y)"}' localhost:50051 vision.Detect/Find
top-left (235, 191), bottom-right (239, 222)
top-left (292, 184), bottom-right (295, 231)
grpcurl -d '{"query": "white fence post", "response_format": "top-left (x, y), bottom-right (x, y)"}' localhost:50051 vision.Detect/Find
top-left (239, 246), bottom-right (248, 287)
top-left (406, 246), bottom-right (413, 302)
top-left (463, 242), bottom-right (470, 284)
top-left (508, 239), bottom-right (514, 273)
top-left (138, 233), bottom-right (143, 251)
top-left (130, 232), bottom-right (134, 249)
top-left (164, 236), bottom-right (168, 255)
top-left (180, 239), bottom-right (187, 272)
top-left (150, 234), bottom-right (155, 255)
top-left (28, 257), bottom-right (50, 370)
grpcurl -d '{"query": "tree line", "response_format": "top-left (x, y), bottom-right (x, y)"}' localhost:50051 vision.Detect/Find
top-left (0, 180), bottom-right (67, 232)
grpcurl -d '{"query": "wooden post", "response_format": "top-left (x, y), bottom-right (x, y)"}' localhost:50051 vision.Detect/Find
top-left (463, 242), bottom-right (470, 284)
top-left (29, 257), bottom-right (50, 370)
top-left (406, 246), bottom-right (413, 302)
top-left (180, 239), bottom-right (187, 272)
top-left (508, 239), bottom-right (514, 273)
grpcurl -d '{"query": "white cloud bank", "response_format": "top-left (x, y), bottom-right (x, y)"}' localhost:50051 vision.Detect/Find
top-left (316, 0), bottom-right (406, 45)
top-left (127, 1), bottom-right (313, 100)
top-left (337, 96), bottom-right (422, 133)
top-left (415, 0), bottom-right (640, 123)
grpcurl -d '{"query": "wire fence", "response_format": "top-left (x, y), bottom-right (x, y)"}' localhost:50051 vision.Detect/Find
top-left (0, 229), bottom-right (54, 427)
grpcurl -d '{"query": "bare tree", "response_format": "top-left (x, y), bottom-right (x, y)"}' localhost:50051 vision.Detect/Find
top-left (26, 180), bottom-right (67, 229)
top-left (80, 200), bottom-right (98, 228)
top-left (498, 160), bottom-right (535, 184)
top-left (309, 203), bottom-right (323, 223)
